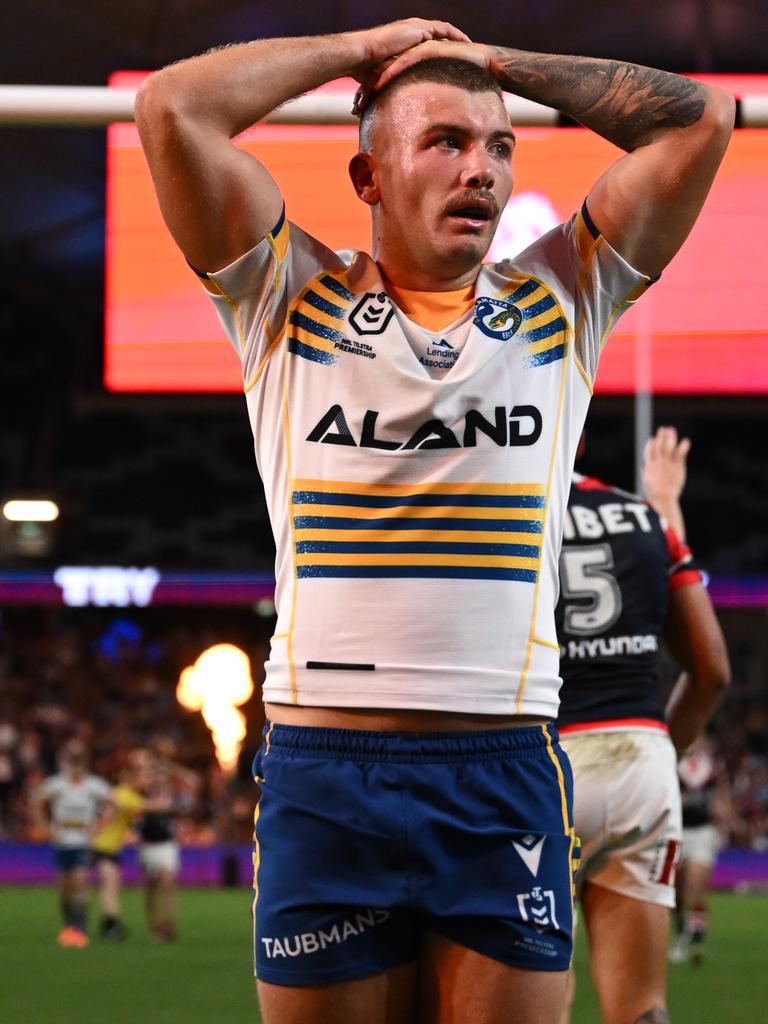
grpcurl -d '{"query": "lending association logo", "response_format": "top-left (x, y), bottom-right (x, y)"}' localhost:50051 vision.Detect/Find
top-left (474, 297), bottom-right (523, 341)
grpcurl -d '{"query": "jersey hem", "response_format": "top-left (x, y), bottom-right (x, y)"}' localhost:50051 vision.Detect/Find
top-left (262, 687), bottom-right (560, 719)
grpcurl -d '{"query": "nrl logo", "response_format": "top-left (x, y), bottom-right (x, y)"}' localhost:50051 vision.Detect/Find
top-left (349, 292), bottom-right (395, 336)
top-left (474, 296), bottom-right (523, 341)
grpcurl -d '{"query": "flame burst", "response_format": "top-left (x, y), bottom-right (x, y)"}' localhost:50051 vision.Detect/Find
top-left (177, 644), bottom-right (254, 771)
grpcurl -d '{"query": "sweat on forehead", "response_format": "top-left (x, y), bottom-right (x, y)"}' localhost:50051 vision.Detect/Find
top-left (358, 57), bottom-right (504, 154)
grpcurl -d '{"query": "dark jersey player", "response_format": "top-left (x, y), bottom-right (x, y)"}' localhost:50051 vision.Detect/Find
top-left (555, 428), bottom-right (730, 1024)
top-left (669, 735), bottom-right (727, 965)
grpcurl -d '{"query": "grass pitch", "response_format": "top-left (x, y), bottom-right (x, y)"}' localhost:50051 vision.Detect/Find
top-left (0, 887), bottom-right (765, 1022)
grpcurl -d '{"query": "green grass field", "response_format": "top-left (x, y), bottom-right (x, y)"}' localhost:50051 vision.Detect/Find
top-left (0, 887), bottom-right (765, 1022)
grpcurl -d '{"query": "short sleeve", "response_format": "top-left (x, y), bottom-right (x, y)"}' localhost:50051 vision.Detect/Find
top-left (665, 525), bottom-right (704, 589)
top-left (93, 777), bottom-right (112, 801)
top-left (193, 207), bottom-right (345, 389)
top-left (115, 787), bottom-right (143, 814)
top-left (567, 202), bottom-right (656, 385)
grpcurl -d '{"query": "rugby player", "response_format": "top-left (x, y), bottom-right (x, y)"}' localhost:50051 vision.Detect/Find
top-left (137, 739), bottom-right (196, 942)
top-left (647, 428), bottom-right (729, 970)
top-left (670, 732), bottom-right (728, 965)
top-left (555, 429), bottom-right (731, 1024)
top-left (90, 748), bottom-right (171, 941)
top-left (135, 19), bottom-right (733, 1023)
top-left (32, 738), bottom-right (111, 947)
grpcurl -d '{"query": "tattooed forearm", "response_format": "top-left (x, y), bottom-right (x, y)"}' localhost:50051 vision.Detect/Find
top-left (633, 1008), bottom-right (670, 1024)
top-left (489, 49), bottom-right (706, 151)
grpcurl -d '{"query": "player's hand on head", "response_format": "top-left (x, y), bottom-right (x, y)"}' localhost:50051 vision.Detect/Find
top-left (350, 21), bottom-right (474, 113)
top-left (642, 426), bottom-right (691, 505)
top-left (354, 19), bottom-right (471, 76)
top-left (373, 38), bottom-right (491, 92)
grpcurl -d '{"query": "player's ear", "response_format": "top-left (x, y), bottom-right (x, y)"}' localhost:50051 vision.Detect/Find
top-left (349, 153), bottom-right (379, 207)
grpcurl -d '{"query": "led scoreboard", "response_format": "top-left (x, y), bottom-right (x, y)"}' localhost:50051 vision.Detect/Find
top-left (105, 73), bottom-right (768, 394)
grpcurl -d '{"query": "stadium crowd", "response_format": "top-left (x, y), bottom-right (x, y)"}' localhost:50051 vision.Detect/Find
top-left (0, 608), bottom-right (765, 852)
top-left (0, 608), bottom-right (267, 846)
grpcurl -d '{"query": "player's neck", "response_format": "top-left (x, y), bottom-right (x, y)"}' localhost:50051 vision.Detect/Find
top-left (376, 255), bottom-right (479, 293)
top-left (371, 213), bottom-right (485, 291)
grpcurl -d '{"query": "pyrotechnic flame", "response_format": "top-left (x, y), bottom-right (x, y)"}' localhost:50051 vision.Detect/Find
top-left (177, 644), bottom-right (254, 771)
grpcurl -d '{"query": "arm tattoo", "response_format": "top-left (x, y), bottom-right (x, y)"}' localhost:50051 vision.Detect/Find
top-left (634, 1008), bottom-right (670, 1024)
top-left (490, 49), bottom-right (706, 151)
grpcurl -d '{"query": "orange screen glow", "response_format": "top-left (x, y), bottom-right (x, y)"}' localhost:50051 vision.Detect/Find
top-left (105, 73), bottom-right (768, 394)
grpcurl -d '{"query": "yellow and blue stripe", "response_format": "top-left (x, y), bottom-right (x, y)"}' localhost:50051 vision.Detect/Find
top-left (501, 278), bottom-right (567, 367)
top-left (287, 273), bottom-right (356, 366)
top-left (291, 479), bottom-right (546, 581)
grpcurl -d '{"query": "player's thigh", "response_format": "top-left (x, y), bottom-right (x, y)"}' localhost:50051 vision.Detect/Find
top-left (419, 931), bottom-right (568, 1024)
top-left (70, 864), bottom-right (89, 892)
top-left (582, 882), bottom-right (669, 1024)
top-left (98, 857), bottom-right (120, 888)
top-left (257, 962), bottom-right (418, 1024)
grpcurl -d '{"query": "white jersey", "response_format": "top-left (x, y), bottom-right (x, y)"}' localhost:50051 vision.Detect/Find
top-left (40, 773), bottom-right (111, 848)
top-left (199, 204), bottom-right (652, 716)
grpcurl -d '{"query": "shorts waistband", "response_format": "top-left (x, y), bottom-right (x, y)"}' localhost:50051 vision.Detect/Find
top-left (261, 722), bottom-right (559, 763)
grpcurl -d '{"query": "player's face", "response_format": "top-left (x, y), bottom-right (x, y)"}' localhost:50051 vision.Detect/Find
top-left (371, 83), bottom-right (514, 283)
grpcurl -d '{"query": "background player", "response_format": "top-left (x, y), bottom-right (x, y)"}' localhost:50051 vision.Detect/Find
top-left (137, 738), bottom-right (197, 942)
top-left (648, 430), bottom-right (734, 966)
top-left (31, 738), bottom-right (111, 947)
top-left (670, 735), bottom-right (729, 965)
top-left (90, 748), bottom-right (171, 941)
top-left (555, 428), bottom-right (731, 1024)
top-left (135, 18), bottom-right (733, 1024)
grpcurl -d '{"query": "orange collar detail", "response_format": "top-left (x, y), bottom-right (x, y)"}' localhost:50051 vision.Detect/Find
top-left (384, 282), bottom-right (476, 332)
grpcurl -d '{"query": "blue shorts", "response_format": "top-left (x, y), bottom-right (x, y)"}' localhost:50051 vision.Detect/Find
top-left (252, 723), bottom-right (578, 986)
top-left (53, 847), bottom-right (91, 872)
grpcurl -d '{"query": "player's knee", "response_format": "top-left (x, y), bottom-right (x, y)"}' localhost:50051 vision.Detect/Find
top-left (633, 1006), bottom-right (669, 1024)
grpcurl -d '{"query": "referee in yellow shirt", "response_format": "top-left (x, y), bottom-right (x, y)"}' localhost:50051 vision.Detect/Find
top-left (91, 750), bottom-right (167, 941)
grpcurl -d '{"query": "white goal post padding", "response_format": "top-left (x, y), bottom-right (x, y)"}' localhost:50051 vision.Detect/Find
top-left (2, 84), bottom-right (764, 127)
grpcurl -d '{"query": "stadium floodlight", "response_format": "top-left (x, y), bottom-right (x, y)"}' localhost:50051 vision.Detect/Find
top-left (1, 499), bottom-right (61, 560)
top-left (2, 499), bottom-right (60, 522)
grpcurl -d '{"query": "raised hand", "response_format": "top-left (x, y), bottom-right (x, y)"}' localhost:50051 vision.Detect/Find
top-left (642, 426), bottom-right (691, 507)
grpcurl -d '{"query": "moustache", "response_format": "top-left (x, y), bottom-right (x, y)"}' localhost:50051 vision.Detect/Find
top-left (443, 191), bottom-right (500, 220)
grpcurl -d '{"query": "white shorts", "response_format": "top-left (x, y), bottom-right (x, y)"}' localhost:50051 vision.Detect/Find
top-left (682, 823), bottom-right (720, 869)
top-left (562, 729), bottom-right (682, 909)
top-left (139, 841), bottom-right (180, 877)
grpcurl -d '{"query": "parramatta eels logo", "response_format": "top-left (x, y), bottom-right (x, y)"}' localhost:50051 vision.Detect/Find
top-left (474, 297), bottom-right (523, 341)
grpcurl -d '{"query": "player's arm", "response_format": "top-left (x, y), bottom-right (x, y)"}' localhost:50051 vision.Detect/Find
top-left (134, 19), bottom-right (469, 273)
top-left (376, 43), bottom-right (734, 278)
top-left (663, 585), bottom-right (731, 753)
top-left (141, 792), bottom-right (174, 813)
top-left (642, 426), bottom-right (691, 541)
top-left (90, 793), bottom-right (118, 837)
top-left (488, 51), bottom-right (734, 278)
